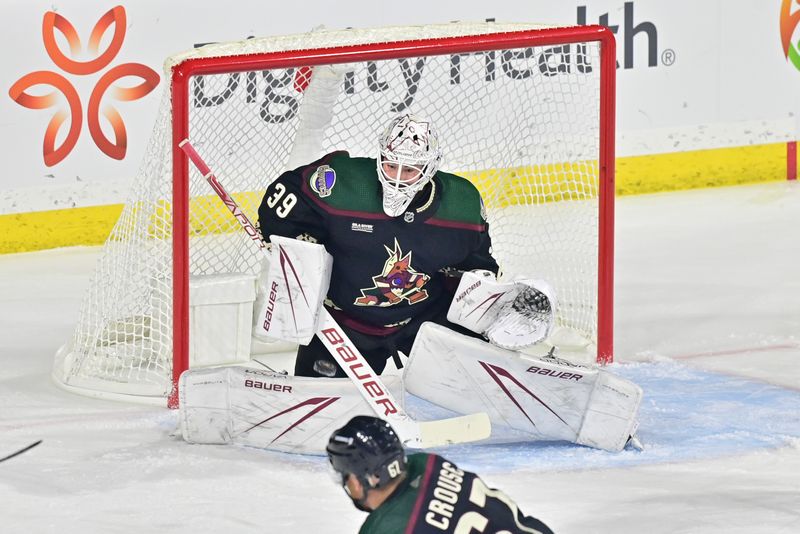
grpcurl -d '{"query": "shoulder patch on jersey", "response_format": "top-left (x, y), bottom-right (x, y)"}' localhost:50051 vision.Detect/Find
top-left (310, 165), bottom-right (336, 198)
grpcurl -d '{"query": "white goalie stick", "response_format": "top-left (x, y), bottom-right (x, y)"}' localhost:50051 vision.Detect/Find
top-left (178, 139), bottom-right (491, 448)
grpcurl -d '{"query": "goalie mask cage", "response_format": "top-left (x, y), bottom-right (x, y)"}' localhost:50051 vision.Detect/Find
top-left (54, 22), bottom-right (616, 407)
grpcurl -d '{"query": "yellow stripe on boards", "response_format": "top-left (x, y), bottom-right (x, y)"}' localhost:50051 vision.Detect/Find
top-left (462, 160), bottom-right (600, 209)
top-left (0, 204), bottom-right (124, 254)
top-left (616, 143), bottom-right (786, 196)
top-left (0, 190), bottom-right (264, 255)
top-left (0, 142), bottom-right (788, 255)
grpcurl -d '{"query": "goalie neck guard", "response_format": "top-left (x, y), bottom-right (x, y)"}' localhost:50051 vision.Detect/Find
top-left (376, 114), bottom-right (442, 217)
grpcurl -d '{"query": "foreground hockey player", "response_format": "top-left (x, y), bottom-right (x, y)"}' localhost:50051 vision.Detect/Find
top-left (258, 113), bottom-right (504, 377)
top-left (327, 415), bottom-right (555, 534)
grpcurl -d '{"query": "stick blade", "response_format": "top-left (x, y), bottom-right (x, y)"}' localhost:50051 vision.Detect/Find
top-left (411, 412), bottom-right (492, 449)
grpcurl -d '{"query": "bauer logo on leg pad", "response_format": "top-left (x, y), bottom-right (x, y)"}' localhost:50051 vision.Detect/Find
top-left (526, 365), bottom-right (583, 381)
top-left (244, 378), bottom-right (292, 392)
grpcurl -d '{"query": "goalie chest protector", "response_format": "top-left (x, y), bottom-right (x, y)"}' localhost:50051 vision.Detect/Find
top-left (258, 151), bottom-right (498, 327)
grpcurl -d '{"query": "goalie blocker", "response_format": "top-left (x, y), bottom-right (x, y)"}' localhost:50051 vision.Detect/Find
top-left (404, 322), bottom-right (642, 452)
top-left (253, 234), bottom-right (332, 345)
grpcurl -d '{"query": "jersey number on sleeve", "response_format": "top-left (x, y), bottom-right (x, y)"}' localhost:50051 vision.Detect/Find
top-left (266, 183), bottom-right (297, 218)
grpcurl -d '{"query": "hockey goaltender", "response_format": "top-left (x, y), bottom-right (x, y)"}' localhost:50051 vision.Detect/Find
top-left (176, 113), bottom-right (643, 456)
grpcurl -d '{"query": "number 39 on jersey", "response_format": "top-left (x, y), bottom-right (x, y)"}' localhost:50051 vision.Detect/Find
top-left (266, 183), bottom-right (297, 218)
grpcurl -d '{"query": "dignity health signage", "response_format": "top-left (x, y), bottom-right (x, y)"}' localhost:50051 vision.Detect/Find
top-left (1, 0), bottom-right (799, 216)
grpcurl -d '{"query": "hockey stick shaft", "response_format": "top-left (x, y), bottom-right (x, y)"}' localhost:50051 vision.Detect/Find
top-left (0, 440), bottom-right (42, 463)
top-left (178, 140), bottom-right (491, 446)
top-left (178, 140), bottom-right (266, 252)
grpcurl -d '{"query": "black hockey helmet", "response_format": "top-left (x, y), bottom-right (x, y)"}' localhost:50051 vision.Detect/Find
top-left (326, 415), bottom-right (407, 490)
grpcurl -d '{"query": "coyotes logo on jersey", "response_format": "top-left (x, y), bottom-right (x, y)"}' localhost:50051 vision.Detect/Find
top-left (355, 239), bottom-right (430, 306)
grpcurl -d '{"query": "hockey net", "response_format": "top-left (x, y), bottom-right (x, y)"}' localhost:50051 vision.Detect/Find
top-left (54, 22), bottom-right (615, 406)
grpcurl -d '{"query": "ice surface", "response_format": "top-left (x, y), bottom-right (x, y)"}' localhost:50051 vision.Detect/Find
top-left (1, 182), bottom-right (799, 533)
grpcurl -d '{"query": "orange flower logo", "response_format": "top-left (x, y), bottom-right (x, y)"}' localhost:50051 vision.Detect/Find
top-left (8, 6), bottom-right (159, 166)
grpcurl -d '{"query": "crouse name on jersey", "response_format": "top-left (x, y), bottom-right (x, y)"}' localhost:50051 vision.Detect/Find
top-left (423, 460), bottom-right (467, 530)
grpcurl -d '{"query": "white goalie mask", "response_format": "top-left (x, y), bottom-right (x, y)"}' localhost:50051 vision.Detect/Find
top-left (376, 114), bottom-right (443, 217)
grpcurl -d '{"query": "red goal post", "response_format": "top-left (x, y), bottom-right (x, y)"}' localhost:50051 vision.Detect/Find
top-left (54, 22), bottom-right (616, 408)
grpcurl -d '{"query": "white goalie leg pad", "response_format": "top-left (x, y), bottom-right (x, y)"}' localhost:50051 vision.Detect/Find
top-left (575, 371), bottom-right (643, 451)
top-left (447, 270), bottom-right (556, 349)
top-left (179, 366), bottom-right (404, 454)
top-left (403, 323), bottom-right (642, 452)
top-left (254, 235), bottom-right (332, 345)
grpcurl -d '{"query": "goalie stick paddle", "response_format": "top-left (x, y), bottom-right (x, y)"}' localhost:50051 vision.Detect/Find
top-left (178, 139), bottom-right (491, 448)
top-left (1, 440), bottom-right (42, 463)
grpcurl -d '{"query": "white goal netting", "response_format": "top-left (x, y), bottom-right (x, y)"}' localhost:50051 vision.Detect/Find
top-left (54, 22), bottom-right (613, 404)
